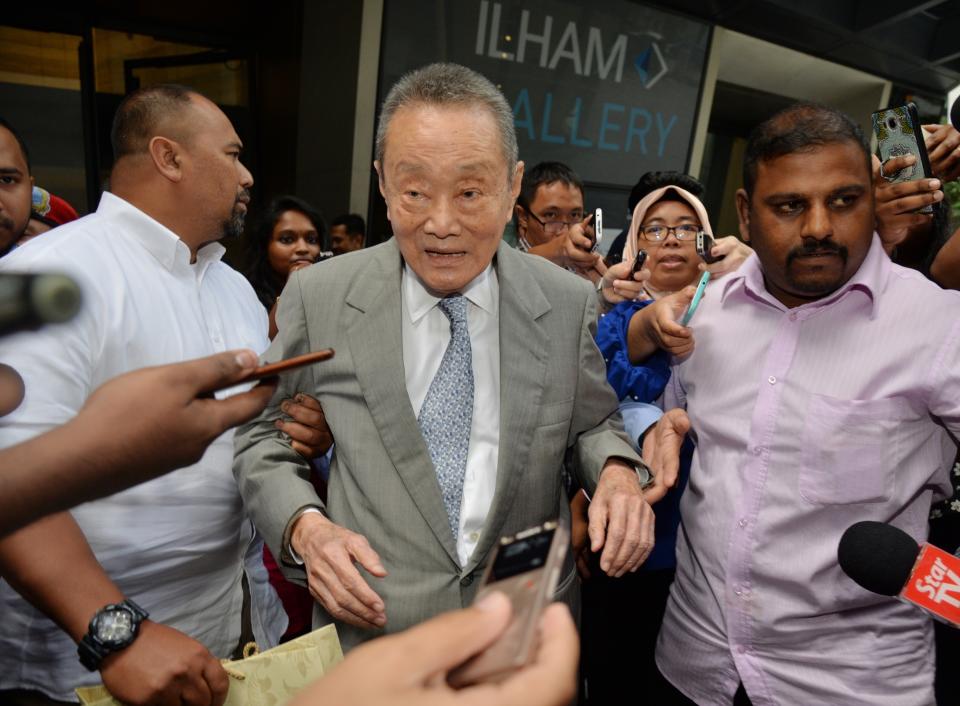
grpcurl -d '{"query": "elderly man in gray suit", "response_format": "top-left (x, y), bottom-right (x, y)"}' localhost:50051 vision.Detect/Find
top-left (234, 62), bottom-right (655, 649)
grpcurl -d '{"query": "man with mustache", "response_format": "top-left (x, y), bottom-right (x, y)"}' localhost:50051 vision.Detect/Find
top-left (0, 85), bottom-right (287, 706)
top-left (643, 103), bottom-right (960, 705)
top-left (0, 118), bottom-right (33, 255)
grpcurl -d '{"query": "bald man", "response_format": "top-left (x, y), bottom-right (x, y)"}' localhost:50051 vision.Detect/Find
top-left (0, 86), bottom-right (283, 706)
top-left (0, 118), bottom-right (34, 255)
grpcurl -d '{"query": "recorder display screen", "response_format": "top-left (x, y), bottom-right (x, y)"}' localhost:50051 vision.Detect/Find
top-left (490, 528), bottom-right (555, 581)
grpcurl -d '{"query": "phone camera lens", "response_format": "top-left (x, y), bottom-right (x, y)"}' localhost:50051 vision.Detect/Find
top-left (887, 117), bottom-right (897, 130)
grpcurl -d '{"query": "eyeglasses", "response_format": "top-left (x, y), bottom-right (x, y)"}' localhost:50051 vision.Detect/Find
top-left (639, 224), bottom-right (702, 242)
top-left (526, 210), bottom-right (585, 236)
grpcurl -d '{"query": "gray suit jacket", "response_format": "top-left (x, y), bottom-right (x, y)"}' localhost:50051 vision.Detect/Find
top-left (233, 239), bottom-right (640, 648)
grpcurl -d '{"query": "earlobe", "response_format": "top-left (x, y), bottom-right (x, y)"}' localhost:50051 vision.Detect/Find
top-left (514, 205), bottom-right (528, 235)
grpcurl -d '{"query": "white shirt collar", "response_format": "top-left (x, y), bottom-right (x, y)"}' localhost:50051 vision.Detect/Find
top-left (402, 261), bottom-right (498, 324)
top-left (97, 191), bottom-right (226, 278)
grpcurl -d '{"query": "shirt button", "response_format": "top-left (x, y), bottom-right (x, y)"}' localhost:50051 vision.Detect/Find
top-left (738, 518), bottom-right (748, 528)
top-left (737, 645), bottom-right (747, 654)
top-left (767, 375), bottom-right (776, 384)
top-left (789, 312), bottom-right (798, 321)
top-left (468, 531), bottom-right (480, 542)
top-left (460, 575), bottom-right (474, 586)
top-left (752, 446), bottom-right (763, 456)
top-left (735, 587), bottom-right (742, 596)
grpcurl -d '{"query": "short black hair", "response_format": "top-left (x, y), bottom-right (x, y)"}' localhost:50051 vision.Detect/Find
top-left (517, 161), bottom-right (583, 211)
top-left (244, 195), bottom-right (326, 309)
top-left (330, 213), bottom-right (366, 238)
top-left (628, 171), bottom-right (703, 212)
top-left (0, 117), bottom-right (31, 173)
top-left (110, 84), bottom-right (196, 160)
top-left (743, 102), bottom-right (870, 196)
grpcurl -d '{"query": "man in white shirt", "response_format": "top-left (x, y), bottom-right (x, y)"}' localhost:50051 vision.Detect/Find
top-left (233, 62), bottom-right (657, 650)
top-left (0, 86), bottom-right (286, 705)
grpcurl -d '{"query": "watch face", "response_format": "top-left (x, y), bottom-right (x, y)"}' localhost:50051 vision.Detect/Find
top-left (94, 609), bottom-right (134, 646)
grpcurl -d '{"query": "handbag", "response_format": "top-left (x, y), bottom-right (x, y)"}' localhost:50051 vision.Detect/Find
top-left (76, 624), bottom-right (343, 706)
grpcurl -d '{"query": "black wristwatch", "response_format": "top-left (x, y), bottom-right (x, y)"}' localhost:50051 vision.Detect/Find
top-left (77, 598), bottom-right (149, 671)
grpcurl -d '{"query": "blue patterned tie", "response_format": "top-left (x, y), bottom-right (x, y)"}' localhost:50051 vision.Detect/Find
top-left (417, 294), bottom-right (474, 541)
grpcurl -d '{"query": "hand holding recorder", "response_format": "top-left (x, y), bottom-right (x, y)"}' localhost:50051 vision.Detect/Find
top-left (287, 592), bottom-right (578, 706)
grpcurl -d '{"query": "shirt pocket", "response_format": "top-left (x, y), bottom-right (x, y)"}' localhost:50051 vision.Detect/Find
top-left (799, 394), bottom-right (915, 505)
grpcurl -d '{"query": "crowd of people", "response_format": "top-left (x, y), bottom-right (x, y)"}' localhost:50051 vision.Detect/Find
top-left (0, 59), bottom-right (959, 706)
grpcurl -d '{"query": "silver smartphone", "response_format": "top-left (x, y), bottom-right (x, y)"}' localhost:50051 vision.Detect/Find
top-left (447, 520), bottom-right (570, 687)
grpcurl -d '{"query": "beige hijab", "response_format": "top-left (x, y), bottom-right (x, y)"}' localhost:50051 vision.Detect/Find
top-left (622, 185), bottom-right (714, 266)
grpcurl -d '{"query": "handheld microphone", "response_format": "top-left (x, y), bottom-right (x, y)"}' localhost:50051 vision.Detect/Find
top-left (0, 273), bottom-right (82, 337)
top-left (838, 521), bottom-right (960, 628)
top-left (950, 96), bottom-right (959, 132)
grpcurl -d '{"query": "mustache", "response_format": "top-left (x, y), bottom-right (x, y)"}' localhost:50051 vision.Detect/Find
top-left (235, 188), bottom-right (251, 206)
top-left (0, 214), bottom-right (14, 232)
top-left (786, 239), bottom-right (848, 266)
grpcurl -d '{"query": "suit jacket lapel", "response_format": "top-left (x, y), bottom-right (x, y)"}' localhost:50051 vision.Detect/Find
top-left (345, 241), bottom-right (460, 566)
top-left (466, 242), bottom-right (551, 573)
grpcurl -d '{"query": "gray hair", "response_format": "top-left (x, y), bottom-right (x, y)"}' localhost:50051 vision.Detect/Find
top-left (375, 63), bottom-right (518, 180)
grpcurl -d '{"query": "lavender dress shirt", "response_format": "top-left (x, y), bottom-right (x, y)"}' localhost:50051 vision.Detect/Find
top-left (656, 235), bottom-right (960, 706)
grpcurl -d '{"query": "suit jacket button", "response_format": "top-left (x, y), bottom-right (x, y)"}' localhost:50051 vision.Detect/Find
top-left (460, 575), bottom-right (473, 586)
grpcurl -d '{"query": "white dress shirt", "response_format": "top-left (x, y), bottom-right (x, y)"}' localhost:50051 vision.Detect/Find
top-left (0, 193), bottom-right (285, 700)
top-left (402, 263), bottom-right (500, 567)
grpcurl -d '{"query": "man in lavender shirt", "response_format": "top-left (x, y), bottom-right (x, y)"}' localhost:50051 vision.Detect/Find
top-left (643, 103), bottom-right (960, 705)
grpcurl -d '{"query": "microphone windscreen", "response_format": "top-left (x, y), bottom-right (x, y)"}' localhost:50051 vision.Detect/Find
top-left (837, 521), bottom-right (919, 596)
top-left (951, 96), bottom-right (960, 132)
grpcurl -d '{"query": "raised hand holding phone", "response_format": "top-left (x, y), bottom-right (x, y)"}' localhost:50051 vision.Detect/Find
top-left (680, 271), bottom-right (710, 325)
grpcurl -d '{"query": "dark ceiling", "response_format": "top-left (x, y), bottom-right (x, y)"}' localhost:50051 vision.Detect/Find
top-left (7, 1), bottom-right (959, 101)
top-left (639, 0), bottom-right (960, 99)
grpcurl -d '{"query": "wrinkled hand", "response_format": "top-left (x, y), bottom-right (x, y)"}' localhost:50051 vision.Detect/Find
top-left (641, 409), bottom-right (691, 504)
top-left (873, 154), bottom-right (942, 253)
top-left (73, 350), bottom-right (276, 486)
top-left (588, 462), bottom-right (655, 576)
top-left (569, 491), bottom-right (592, 580)
top-left (276, 393), bottom-right (333, 459)
top-left (924, 124), bottom-right (960, 183)
top-left (292, 512), bottom-right (388, 629)
top-left (699, 236), bottom-right (752, 277)
top-left (599, 258), bottom-right (649, 304)
top-left (288, 592), bottom-right (578, 706)
top-left (100, 621), bottom-right (229, 706)
top-left (643, 287), bottom-right (697, 357)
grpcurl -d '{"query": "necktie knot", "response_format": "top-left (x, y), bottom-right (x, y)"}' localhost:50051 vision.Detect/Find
top-left (438, 295), bottom-right (468, 329)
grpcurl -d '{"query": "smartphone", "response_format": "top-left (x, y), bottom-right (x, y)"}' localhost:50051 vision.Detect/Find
top-left (448, 520), bottom-right (570, 687)
top-left (680, 271), bottom-right (711, 326)
top-left (696, 231), bottom-right (721, 264)
top-left (630, 248), bottom-right (648, 277)
top-left (872, 103), bottom-right (935, 213)
top-left (220, 348), bottom-right (335, 390)
top-left (592, 208), bottom-right (603, 251)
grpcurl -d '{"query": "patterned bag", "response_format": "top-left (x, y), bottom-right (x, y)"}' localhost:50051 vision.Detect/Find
top-left (76, 624), bottom-right (342, 706)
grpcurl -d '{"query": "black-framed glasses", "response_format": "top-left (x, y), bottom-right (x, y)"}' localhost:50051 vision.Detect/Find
top-left (526, 210), bottom-right (585, 236)
top-left (639, 224), bottom-right (702, 242)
